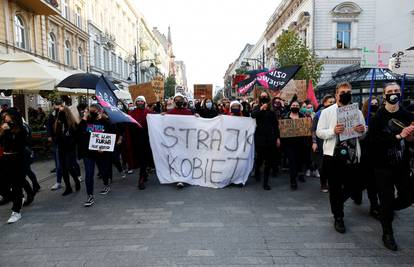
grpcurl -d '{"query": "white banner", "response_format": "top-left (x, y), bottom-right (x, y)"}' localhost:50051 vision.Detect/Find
top-left (88, 132), bottom-right (116, 152)
top-left (337, 103), bottom-right (362, 141)
top-left (389, 50), bottom-right (414, 75)
top-left (147, 114), bottom-right (256, 188)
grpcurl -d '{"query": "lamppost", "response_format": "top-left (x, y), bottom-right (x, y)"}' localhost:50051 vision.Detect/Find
top-left (127, 46), bottom-right (156, 84)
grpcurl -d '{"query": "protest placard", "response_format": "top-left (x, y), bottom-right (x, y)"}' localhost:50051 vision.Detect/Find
top-left (278, 117), bottom-right (312, 138)
top-left (276, 80), bottom-right (307, 102)
top-left (389, 50), bottom-right (414, 75)
top-left (88, 132), bottom-right (116, 152)
top-left (361, 44), bottom-right (392, 68)
top-left (337, 103), bottom-right (362, 141)
top-left (147, 115), bottom-right (256, 188)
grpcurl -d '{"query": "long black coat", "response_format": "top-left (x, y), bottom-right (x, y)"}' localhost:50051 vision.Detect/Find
top-left (251, 105), bottom-right (280, 147)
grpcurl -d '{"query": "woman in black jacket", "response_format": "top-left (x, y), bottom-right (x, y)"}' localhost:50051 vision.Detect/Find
top-left (54, 106), bottom-right (81, 196)
top-left (281, 101), bottom-right (307, 190)
top-left (0, 108), bottom-right (27, 223)
top-left (198, 98), bottom-right (219, 118)
top-left (251, 91), bottom-right (280, 190)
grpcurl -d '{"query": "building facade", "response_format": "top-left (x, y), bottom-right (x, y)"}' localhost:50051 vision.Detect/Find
top-left (174, 61), bottom-right (188, 93)
top-left (264, 0), bottom-right (414, 85)
top-left (0, 0), bottom-right (88, 111)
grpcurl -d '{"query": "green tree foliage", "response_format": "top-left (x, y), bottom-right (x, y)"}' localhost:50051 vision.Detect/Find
top-left (164, 75), bottom-right (176, 99)
top-left (276, 30), bottom-right (324, 84)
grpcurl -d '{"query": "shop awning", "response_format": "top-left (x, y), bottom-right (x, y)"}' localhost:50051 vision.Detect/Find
top-left (0, 52), bottom-right (70, 91)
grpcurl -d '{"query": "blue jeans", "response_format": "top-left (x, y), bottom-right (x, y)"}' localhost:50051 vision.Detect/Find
top-left (84, 154), bottom-right (112, 196)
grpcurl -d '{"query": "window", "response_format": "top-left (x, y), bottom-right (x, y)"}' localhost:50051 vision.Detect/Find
top-left (78, 47), bottom-right (84, 70)
top-left (93, 42), bottom-right (100, 67)
top-left (336, 22), bottom-right (351, 49)
top-left (62, 0), bottom-right (69, 19)
top-left (75, 6), bottom-right (81, 28)
top-left (111, 52), bottom-right (116, 73)
top-left (14, 15), bottom-right (26, 49)
top-left (48, 33), bottom-right (57, 61)
top-left (103, 48), bottom-right (109, 71)
top-left (64, 40), bottom-right (71, 66)
top-left (124, 61), bottom-right (128, 78)
top-left (118, 57), bottom-right (123, 75)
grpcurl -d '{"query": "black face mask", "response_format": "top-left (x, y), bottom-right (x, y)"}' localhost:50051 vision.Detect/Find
top-left (175, 101), bottom-right (184, 108)
top-left (136, 103), bottom-right (145, 109)
top-left (260, 97), bottom-right (269, 104)
top-left (58, 111), bottom-right (66, 121)
top-left (90, 112), bottom-right (98, 120)
top-left (7, 122), bottom-right (15, 128)
top-left (385, 93), bottom-right (400, 105)
top-left (290, 107), bottom-right (299, 114)
top-left (370, 105), bottom-right (379, 113)
top-left (231, 108), bottom-right (240, 115)
top-left (339, 92), bottom-right (352, 105)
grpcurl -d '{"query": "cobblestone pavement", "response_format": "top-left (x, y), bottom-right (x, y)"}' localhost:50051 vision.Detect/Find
top-left (1, 161), bottom-right (414, 266)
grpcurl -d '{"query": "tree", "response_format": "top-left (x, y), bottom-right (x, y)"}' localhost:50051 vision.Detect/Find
top-left (164, 75), bottom-right (176, 99)
top-left (276, 30), bottom-right (324, 84)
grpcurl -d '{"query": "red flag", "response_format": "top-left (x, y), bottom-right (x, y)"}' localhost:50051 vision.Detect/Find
top-left (307, 80), bottom-right (319, 109)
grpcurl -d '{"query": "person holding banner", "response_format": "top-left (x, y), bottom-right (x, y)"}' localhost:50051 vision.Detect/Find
top-left (369, 82), bottom-right (414, 251)
top-left (129, 96), bottom-right (153, 190)
top-left (281, 100), bottom-right (307, 190)
top-left (251, 91), bottom-right (280, 190)
top-left (53, 106), bottom-right (81, 196)
top-left (198, 98), bottom-right (219, 118)
top-left (166, 93), bottom-right (195, 189)
top-left (316, 82), bottom-right (366, 234)
top-left (78, 104), bottom-right (114, 207)
top-left (228, 101), bottom-right (243, 117)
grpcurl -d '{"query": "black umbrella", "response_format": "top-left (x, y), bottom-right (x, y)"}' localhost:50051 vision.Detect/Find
top-left (57, 73), bottom-right (100, 89)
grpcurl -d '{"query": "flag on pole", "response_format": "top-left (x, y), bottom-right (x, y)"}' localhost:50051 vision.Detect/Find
top-left (306, 80), bottom-right (319, 109)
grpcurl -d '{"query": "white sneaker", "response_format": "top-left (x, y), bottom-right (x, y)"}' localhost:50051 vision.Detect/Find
top-left (305, 169), bottom-right (311, 177)
top-left (127, 170), bottom-right (133, 174)
top-left (50, 183), bottom-right (62, 191)
top-left (313, 170), bottom-right (320, 178)
top-left (77, 177), bottom-right (83, 182)
top-left (7, 212), bottom-right (22, 224)
top-left (121, 171), bottom-right (127, 178)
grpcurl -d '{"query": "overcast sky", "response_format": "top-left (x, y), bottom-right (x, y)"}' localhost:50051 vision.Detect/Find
top-left (134, 0), bottom-right (281, 93)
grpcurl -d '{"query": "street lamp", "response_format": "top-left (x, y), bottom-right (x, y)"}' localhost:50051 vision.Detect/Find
top-left (126, 46), bottom-right (157, 84)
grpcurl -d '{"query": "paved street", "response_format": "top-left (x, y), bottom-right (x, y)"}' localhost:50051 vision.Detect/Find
top-left (1, 161), bottom-right (414, 266)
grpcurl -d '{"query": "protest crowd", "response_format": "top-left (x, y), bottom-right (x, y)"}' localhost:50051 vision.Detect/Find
top-left (1, 80), bottom-right (414, 252)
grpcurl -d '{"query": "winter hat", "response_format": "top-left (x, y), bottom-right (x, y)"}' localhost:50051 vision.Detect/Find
top-left (173, 93), bottom-right (185, 101)
top-left (135, 96), bottom-right (146, 103)
top-left (230, 100), bottom-right (243, 111)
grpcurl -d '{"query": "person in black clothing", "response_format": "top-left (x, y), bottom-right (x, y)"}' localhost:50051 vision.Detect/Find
top-left (251, 91), bottom-right (280, 190)
top-left (0, 108), bottom-right (27, 223)
top-left (78, 104), bottom-right (114, 207)
top-left (281, 101), bottom-right (307, 190)
top-left (241, 100), bottom-right (251, 117)
top-left (54, 106), bottom-right (81, 196)
top-left (198, 98), bottom-right (219, 118)
top-left (369, 82), bottom-right (414, 251)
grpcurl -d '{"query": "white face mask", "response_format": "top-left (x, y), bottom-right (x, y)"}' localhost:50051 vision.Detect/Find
top-left (206, 102), bottom-right (213, 109)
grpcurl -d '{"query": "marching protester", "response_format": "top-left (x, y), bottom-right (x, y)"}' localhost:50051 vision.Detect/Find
top-left (47, 100), bottom-right (64, 190)
top-left (22, 120), bottom-right (38, 205)
top-left (369, 82), bottom-right (414, 251)
top-left (78, 104), bottom-right (114, 207)
top-left (312, 94), bottom-right (336, 193)
top-left (281, 100), bottom-right (307, 190)
top-left (316, 82), bottom-right (366, 234)
top-left (241, 100), bottom-right (251, 117)
top-left (0, 108), bottom-right (28, 223)
top-left (166, 93), bottom-right (194, 189)
top-left (129, 96), bottom-right (153, 190)
top-left (228, 101), bottom-right (243, 116)
top-left (53, 106), bottom-right (81, 196)
top-left (251, 91), bottom-right (280, 190)
top-left (359, 97), bottom-right (380, 218)
top-left (198, 98), bottom-right (219, 118)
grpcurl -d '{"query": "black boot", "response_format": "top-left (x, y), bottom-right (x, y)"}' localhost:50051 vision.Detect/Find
top-left (62, 187), bottom-right (73, 196)
top-left (382, 234), bottom-right (398, 251)
top-left (334, 218), bottom-right (346, 234)
top-left (290, 177), bottom-right (298, 190)
top-left (369, 206), bottom-right (380, 220)
top-left (138, 176), bottom-right (146, 190)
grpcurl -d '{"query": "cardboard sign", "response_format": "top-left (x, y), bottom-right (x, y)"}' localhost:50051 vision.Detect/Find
top-left (88, 132), bottom-right (116, 152)
top-left (389, 50), bottom-right (414, 75)
top-left (361, 44), bottom-right (392, 69)
top-left (129, 80), bottom-right (164, 105)
top-left (337, 103), bottom-right (362, 141)
top-left (279, 117), bottom-right (312, 138)
top-left (194, 84), bottom-right (213, 99)
top-left (276, 80), bottom-right (307, 102)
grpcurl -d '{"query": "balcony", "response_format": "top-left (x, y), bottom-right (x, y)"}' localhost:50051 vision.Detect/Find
top-left (16, 0), bottom-right (59, 15)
